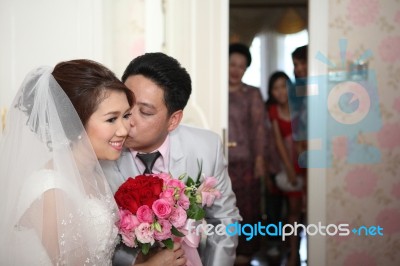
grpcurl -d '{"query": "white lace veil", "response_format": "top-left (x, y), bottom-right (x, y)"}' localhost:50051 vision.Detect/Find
top-left (0, 67), bottom-right (118, 264)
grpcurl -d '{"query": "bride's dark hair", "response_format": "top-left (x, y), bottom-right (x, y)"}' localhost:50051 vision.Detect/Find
top-left (52, 59), bottom-right (134, 127)
top-left (17, 59), bottom-right (133, 142)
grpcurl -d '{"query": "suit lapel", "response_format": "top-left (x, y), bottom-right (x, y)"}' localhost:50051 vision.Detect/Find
top-left (169, 129), bottom-right (187, 182)
top-left (118, 149), bottom-right (140, 179)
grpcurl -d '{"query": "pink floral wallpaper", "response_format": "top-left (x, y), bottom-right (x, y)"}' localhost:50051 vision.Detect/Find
top-left (326, 0), bottom-right (400, 265)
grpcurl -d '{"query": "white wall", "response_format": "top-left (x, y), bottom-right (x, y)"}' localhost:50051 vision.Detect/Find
top-left (0, 0), bottom-right (229, 140)
top-left (0, 0), bottom-right (108, 133)
top-left (164, 0), bottom-right (229, 139)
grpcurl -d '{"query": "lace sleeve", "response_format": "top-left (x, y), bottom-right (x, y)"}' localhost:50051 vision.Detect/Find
top-left (16, 170), bottom-right (90, 264)
top-left (16, 169), bottom-right (118, 265)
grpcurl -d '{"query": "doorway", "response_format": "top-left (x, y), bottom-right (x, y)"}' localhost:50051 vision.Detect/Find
top-left (229, 1), bottom-right (308, 265)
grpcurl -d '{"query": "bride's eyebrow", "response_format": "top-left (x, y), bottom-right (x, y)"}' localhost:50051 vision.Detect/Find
top-left (103, 111), bottom-right (120, 116)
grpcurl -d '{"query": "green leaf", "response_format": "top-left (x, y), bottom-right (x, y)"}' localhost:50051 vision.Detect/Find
top-left (171, 226), bottom-right (185, 237)
top-left (186, 177), bottom-right (195, 187)
top-left (187, 203), bottom-right (205, 220)
top-left (162, 238), bottom-right (174, 249)
top-left (178, 173), bottom-right (187, 180)
top-left (154, 221), bottom-right (162, 232)
top-left (141, 243), bottom-right (150, 255)
top-left (196, 160), bottom-right (203, 182)
top-left (195, 194), bottom-right (202, 204)
top-left (189, 196), bottom-right (197, 204)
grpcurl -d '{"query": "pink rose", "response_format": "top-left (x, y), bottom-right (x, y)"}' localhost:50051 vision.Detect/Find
top-left (197, 177), bottom-right (222, 207)
top-left (158, 172), bottom-right (172, 183)
top-left (178, 192), bottom-right (190, 210)
top-left (169, 206), bottom-right (187, 228)
top-left (121, 230), bottom-right (137, 248)
top-left (154, 219), bottom-right (173, 241)
top-left (166, 179), bottom-right (185, 191)
top-left (117, 209), bottom-right (140, 233)
top-left (136, 205), bottom-right (154, 223)
top-left (160, 188), bottom-right (175, 205)
top-left (134, 223), bottom-right (155, 245)
top-left (152, 199), bottom-right (172, 219)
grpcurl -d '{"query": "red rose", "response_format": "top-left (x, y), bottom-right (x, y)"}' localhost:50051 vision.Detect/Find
top-left (115, 175), bottom-right (163, 215)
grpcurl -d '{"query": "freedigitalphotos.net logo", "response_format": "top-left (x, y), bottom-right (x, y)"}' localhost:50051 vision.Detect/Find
top-left (188, 222), bottom-right (384, 241)
top-left (288, 39), bottom-right (382, 168)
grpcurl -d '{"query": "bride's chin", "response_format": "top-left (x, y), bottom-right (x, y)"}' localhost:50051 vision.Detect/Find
top-left (108, 152), bottom-right (122, 161)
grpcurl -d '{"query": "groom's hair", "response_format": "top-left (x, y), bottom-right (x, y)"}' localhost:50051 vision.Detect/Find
top-left (122, 53), bottom-right (192, 116)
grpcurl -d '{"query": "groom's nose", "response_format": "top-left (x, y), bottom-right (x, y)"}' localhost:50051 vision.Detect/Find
top-left (129, 112), bottom-right (136, 127)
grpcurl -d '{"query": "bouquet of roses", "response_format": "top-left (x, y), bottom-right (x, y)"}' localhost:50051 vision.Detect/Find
top-left (114, 166), bottom-right (221, 255)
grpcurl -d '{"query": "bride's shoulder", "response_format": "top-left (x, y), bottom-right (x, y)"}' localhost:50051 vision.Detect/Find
top-left (29, 168), bottom-right (59, 178)
top-left (23, 169), bottom-right (77, 199)
top-left (17, 169), bottom-right (66, 218)
top-left (27, 169), bottom-right (66, 188)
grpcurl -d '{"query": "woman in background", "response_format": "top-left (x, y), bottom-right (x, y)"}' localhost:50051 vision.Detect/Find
top-left (266, 71), bottom-right (304, 266)
top-left (228, 43), bottom-right (266, 264)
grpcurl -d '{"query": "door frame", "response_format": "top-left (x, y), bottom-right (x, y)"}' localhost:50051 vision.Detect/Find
top-left (307, 0), bottom-right (328, 264)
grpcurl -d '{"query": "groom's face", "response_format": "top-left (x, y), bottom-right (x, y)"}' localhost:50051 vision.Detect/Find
top-left (124, 75), bottom-right (174, 153)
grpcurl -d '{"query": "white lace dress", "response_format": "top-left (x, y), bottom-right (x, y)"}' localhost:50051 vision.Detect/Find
top-left (14, 170), bottom-right (119, 265)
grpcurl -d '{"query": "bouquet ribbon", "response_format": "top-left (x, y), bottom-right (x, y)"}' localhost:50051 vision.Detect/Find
top-left (176, 219), bottom-right (202, 266)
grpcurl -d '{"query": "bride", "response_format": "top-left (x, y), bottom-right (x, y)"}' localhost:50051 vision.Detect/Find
top-left (0, 59), bottom-right (133, 265)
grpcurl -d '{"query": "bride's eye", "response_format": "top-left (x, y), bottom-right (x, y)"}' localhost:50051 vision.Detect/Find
top-left (106, 117), bottom-right (117, 123)
top-left (123, 113), bottom-right (132, 119)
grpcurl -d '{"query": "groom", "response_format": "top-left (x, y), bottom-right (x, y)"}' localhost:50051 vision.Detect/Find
top-left (103, 52), bottom-right (241, 266)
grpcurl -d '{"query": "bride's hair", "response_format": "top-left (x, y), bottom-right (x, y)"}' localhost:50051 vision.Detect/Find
top-left (52, 59), bottom-right (134, 127)
top-left (18, 59), bottom-right (133, 141)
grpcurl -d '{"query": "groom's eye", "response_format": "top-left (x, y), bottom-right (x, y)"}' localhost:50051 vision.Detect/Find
top-left (140, 110), bottom-right (152, 116)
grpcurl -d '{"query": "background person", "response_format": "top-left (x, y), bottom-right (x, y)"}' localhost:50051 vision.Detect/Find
top-left (266, 71), bottom-right (304, 266)
top-left (228, 43), bottom-right (266, 265)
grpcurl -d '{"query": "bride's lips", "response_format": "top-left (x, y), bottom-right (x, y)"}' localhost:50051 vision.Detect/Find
top-left (109, 140), bottom-right (125, 151)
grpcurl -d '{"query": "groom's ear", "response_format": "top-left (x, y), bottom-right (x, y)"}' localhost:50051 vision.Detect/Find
top-left (167, 110), bottom-right (183, 132)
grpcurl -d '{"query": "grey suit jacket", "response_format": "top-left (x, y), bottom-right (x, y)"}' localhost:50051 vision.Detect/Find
top-left (102, 124), bottom-right (241, 266)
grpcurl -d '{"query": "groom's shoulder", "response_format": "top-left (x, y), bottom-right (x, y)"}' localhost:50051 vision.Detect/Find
top-left (173, 124), bottom-right (220, 143)
top-left (119, 147), bottom-right (133, 159)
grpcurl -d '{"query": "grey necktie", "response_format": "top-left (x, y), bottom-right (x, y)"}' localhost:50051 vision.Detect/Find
top-left (136, 151), bottom-right (161, 174)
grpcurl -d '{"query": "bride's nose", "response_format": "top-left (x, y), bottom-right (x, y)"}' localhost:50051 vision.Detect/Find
top-left (116, 119), bottom-right (130, 137)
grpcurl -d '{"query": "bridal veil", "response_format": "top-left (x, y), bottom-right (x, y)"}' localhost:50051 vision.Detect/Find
top-left (0, 66), bottom-right (118, 265)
